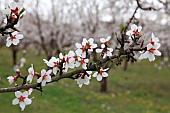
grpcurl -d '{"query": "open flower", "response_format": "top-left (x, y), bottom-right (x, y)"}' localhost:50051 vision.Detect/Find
top-left (37, 69), bottom-right (52, 86)
top-left (7, 76), bottom-right (18, 84)
top-left (75, 57), bottom-right (89, 69)
top-left (43, 57), bottom-right (60, 75)
top-left (12, 91), bottom-right (32, 111)
top-left (93, 68), bottom-right (109, 81)
top-left (100, 36), bottom-right (111, 47)
top-left (126, 24), bottom-right (142, 39)
top-left (149, 33), bottom-right (160, 47)
top-left (27, 64), bottom-right (37, 83)
top-left (3, 2), bottom-right (23, 16)
top-left (75, 38), bottom-right (97, 58)
top-left (96, 46), bottom-right (113, 58)
top-left (64, 51), bottom-right (76, 72)
top-left (139, 43), bottom-right (161, 62)
top-left (6, 31), bottom-right (24, 47)
top-left (75, 71), bottom-right (92, 88)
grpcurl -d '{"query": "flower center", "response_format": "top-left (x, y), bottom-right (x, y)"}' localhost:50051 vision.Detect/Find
top-left (42, 74), bottom-right (47, 80)
top-left (18, 96), bottom-right (25, 102)
top-left (86, 42), bottom-right (91, 49)
top-left (65, 57), bottom-right (70, 63)
top-left (80, 59), bottom-right (85, 64)
top-left (10, 35), bottom-right (16, 41)
top-left (53, 62), bottom-right (58, 67)
top-left (99, 70), bottom-right (104, 75)
top-left (133, 29), bottom-right (139, 35)
top-left (81, 45), bottom-right (86, 52)
top-left (150, 38), bottom-right (154, 45)
top-left (13, 76), bottom-right (17, 81)
top-left (148, 48), bottom-right (155, 54)
top-left (11, 7), bottom-right (19, 15)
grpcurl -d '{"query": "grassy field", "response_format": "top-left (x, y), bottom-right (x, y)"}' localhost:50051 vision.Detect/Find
top-left (0, 47), bottom-right (170, 113)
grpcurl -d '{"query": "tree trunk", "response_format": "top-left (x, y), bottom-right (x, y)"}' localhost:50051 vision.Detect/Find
top-left (123, 59), bottom-right (128, 71)
top-left (12, 46), bottom-right (18, 66)
top-left (101, 77), bottom-right (107, 92)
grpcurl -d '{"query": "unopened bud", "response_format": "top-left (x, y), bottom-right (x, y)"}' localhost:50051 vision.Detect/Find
top-left (16, 69), bottom-right (20, 75)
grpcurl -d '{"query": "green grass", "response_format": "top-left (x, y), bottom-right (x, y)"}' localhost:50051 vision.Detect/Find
top-left (0, 47), bottom-right (170, 113)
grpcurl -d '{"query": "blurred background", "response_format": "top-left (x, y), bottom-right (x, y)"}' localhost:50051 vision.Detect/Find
top-left (0, 0), bottom-right (170, 113)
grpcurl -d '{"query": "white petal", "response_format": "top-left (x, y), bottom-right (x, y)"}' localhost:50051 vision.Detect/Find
top-left (22, 91), bottom-right (28, 97)
top-left (6, 39), bottom-right (12, 47)
top-left (96, 75), bottom-right (102, 81)
top-left (75, 61), bottom-right (80, 67)
top-left (96, 49), bottom-right (102, 53)
top-left (100, 38), bottom-right (106, 43)
top-left (12, 39), bottom-right (19, 45)
top-left (93, 72), bottom-right (98, 77)
top-left (154, 43), bottom-right (161, 49)
top-left (88, 38), bottom-right (94, 44)
top-left (138, 26), bottom-right (142, 32)
top-left (102, 72), bottom-right (108, 77)
top-left (19, 102), bottom-right (25, 111)
top-left (86, 71), bottom-right (92, 75)
top-left (82, 38), bottom-right (87, 45)
top-left (75, 43), bottom-right (82, 48)
top-left (16, 34), bottom-right (23, 39)
top-left (147, 43), bottom-right (153, 50)
top-left (46, 70), bottom-right (52, 75)
top-left (148, 53), bottom-right (155, 62)
top-left (82, 64), bottom-right (87, 69)
top-left (126, 30), bottom-right (132, 36)
top-left (41, 69), bottom-right (46, 76)
top-left (53, 67), bottom-right (58, 75)
top-left (37, 77), bottom-right (42, 83)
top-left (12, 98), bottom-right (19, 105)
top-left (15, 91), bottom-right (22, 98)
top-left (41, 80), bottom-right (47, 86)
top-left (131, 24), bottom-right (137, 30)
top-left (26, 75), bottom-right (33, 83)
top-left (154, 50), bottom-right (161, 56)
top-left (3, 9), bottom-right (11, 15)
top-left (46, 75), bottom-right (52, 82)
top-left (24, 98), bottom-right (32, 105)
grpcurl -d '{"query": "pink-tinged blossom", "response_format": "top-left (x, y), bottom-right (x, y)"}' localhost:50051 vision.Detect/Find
top-left (75, 38), bottom-right (97, 58)
top-left (93, 68), bottom-right (109, 81)
top-left (139, 43), bottom-right (161, 62)
top-left (6, 31), bottom-right (24, 47)
top-left (126, 24), bottom-right (142, 39)
top-left (37, 69), bottom-right (52, 86)
top-left (26, 65), bottom-right (37, 83)
top-left (75, 57), bottom-right (89, 69)
top-left (43, 57), bottom-right (60, 75)
top-left (75, 71), bottom-right (92, 88)
top-left (7, 76), bottom-right (17, 84)
top-left (12, 91), bottom-right (32, 111)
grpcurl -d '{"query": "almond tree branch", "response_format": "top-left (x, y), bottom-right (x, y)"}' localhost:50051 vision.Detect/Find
top-left (0, 47), bottom-right (146, 93)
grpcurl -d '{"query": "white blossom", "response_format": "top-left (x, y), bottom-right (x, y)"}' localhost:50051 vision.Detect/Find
top-left (93, 68), bottom-right (109, 81)
top-left (12, 91), bottom-right (32, 111)
top-left (75, 57), bottom-right (89, 69)
top-left (75, 38), bottom-right (97, 58)
top-left (3, 2), bottom-right (23, 15)
top-left (139, 43), bottom-right (161, 62)
top-left (6, 31), bottom-right (24, 47)
top-left (75, 71), bottom-right (92, 88)
top-left (37, 69), bottom-right (52, 86)
top-left (27, 64), bottom-right (37, 83)
top-left (126, 24), bottom-right (142, 39)
top-left (43, 57), bottom-right (60, 75)
top-left (7, 76), bottom-right (17, 84)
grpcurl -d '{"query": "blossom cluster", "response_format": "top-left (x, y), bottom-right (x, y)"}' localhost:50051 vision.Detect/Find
top-left (126, 24), bottom-right (161, 62)
top-left (2, 1), bottom-right (25, 47)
